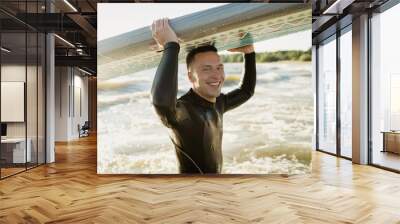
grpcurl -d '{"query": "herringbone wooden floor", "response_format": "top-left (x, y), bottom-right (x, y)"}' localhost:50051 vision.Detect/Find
top-left (1, 134), bottom-right (400, 224)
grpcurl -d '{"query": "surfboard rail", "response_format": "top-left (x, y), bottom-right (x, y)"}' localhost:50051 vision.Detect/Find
top-left (98, 3), bottom-right (311, 80)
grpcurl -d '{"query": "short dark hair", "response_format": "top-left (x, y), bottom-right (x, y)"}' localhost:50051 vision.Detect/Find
top-left (186, 45), bottom-right (218, 70)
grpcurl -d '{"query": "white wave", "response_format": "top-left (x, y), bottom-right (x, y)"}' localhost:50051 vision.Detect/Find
top-left (97, 62), bottom-right (313, 174)
top-left (223, 154), bottom-right (311, 174)
top-left (98, 148), bottom-right (178, 174)
top-left (97, 149), bottom-right (311, 175)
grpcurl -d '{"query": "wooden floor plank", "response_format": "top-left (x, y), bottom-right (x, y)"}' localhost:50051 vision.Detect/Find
top-left (1, 134), bottom-right (400, 223)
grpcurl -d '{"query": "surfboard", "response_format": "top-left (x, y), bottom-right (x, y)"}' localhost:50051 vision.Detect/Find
top-left (98, 3), bottom-right (311, 81)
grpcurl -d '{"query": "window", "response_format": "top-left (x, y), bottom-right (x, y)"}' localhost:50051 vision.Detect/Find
top-left (339, 27), bottom-right (352, 158)
top-left (0, 2), bottom-right (46, 179)
top-left (318, 35), bottom-right (337, 154)
top-left (371, 3), bottom-right (400, 171)
top-left (390, 74), bottom-right (400, 131)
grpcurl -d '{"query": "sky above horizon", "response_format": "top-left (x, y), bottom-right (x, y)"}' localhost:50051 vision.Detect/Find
top-left (98, 3), bottom-right (311, 52)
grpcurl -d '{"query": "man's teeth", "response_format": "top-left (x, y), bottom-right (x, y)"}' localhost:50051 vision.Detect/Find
top-left (209, 82), bottom-right (220, 86)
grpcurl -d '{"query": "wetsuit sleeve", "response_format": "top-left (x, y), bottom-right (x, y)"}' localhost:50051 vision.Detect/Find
top-left (223, 52), bottom-right (256, 113)
top-left (150, 42), bottom-right (180, 128)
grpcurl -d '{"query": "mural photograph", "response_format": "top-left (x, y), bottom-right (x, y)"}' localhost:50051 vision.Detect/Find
top-left (97, 3), bottom-right (313, 174)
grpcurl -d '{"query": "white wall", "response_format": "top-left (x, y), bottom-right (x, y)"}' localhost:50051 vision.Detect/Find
top-left (72, 73), bottom-right (89, 137)
top-left (55, 67), bottom-right (89, 141)
top-left (1, 65), bottom-right (26, 134)
top-left (55, 66), bottom-right (69, 141)
top-left (1, 65), bottom-right (34, 139)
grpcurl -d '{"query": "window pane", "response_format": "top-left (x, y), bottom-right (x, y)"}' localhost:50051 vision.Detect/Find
top-left (318, 36), bottom-right (337, 154)
top-left (38, 32), bottom-right (46, 165)
top-left (1, 31), bottom-right (27, 177)
top-left (371, 3), bottom-right (400, 171)
top-left (26, 0), bottom-right (39, 169)
top-left (27, 31), bottom-right (38, 169)
top-left (340, 28), bottom-right (352, 158)
top-left (390, 74), bottom-right (400, 130)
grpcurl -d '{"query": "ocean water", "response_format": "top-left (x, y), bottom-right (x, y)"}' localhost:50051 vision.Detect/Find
top-left (97, 62), bottom-right (313, 174)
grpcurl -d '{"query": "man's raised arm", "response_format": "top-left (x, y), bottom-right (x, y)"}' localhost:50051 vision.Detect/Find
top-left (150, 18), bottom-right (180, 127)
top-left (224, 45), bottom-right (257, 113)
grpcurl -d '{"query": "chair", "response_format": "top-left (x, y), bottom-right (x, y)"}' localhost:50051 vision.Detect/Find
top-left (79, 121), bottom-right (90, 138)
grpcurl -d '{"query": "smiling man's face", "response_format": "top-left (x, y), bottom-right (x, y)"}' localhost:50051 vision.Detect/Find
top-left (188, 51), bottom-right (225, 102)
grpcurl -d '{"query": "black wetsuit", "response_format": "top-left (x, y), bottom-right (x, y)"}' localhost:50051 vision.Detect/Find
top-left (151, 42), bottom-right (256, 174)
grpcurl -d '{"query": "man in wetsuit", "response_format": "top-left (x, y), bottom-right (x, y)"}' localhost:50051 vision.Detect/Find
top-left (150, 18), bottom-right (256, 174)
